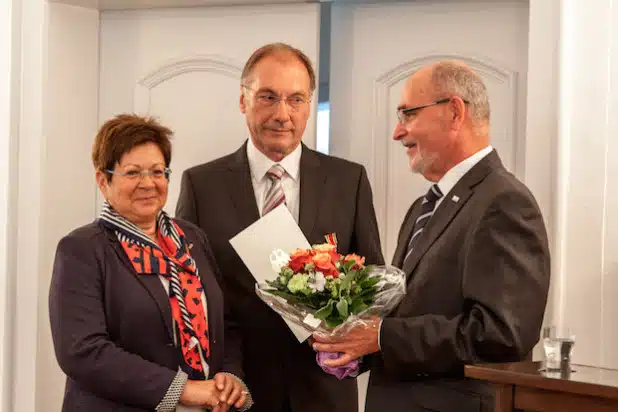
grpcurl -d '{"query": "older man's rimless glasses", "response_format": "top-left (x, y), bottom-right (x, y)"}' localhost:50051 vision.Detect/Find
top-left (242, 85), bottom-right (311, 111)
top-left (397, 97), bottom-right (469, 124)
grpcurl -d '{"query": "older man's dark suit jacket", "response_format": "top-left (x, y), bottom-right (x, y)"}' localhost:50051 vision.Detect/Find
top-left (175, 142), bottom-right (384, 412)
top-left (365, 151), bottom-right (550, 412)
top-left (49, 219), bottom-right (234, 412)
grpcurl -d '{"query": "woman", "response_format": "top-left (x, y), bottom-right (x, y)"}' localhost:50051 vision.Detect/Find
top-left (49, 114), bottom-right (252, 412)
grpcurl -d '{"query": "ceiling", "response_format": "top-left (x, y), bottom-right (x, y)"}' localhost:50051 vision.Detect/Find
top-left (46, 0), bottom-right (414, 10)
top-left (47, 0), bottom-right (324, 10)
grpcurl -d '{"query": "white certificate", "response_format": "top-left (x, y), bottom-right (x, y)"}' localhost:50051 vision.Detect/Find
top-left (229, 204), bottom-right (312, 342)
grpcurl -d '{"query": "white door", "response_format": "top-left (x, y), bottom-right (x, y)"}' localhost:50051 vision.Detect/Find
top-left (98, 3), bottom-right (321, 214)
top-left (328, 1), bottom-right (529, 409)
top-left (329, 0), bottom-right (529, 264)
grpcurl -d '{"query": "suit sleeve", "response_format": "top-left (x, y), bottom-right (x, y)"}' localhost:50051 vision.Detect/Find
top-left (48, 235), bottom-right (177, 409)
top-left (379, 190), bottom-right (550, 375)
top-left (352, 166), bottom-right (385, 265)
top-left (176, 169), bottom-right (199, 224)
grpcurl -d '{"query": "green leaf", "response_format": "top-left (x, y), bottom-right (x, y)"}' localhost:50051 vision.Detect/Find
top-left (349, 295), bottom-right (363, 312)
top-left (355, 271), bottom-right (369, 284)
top-left (325, 317), bottom-right (344, 328)
top-left (360, 276), bottom-right (381, 289)
top-left (314, 299), bottom-right (335, 320)
top-left (330, 282), bottom-right (340, 298)
top-left (267, 290), bottom-right (307, 305)
top-left (336, 299), bottom-right (349, 318)
top-left (350, 301), bottom-right (368, 314)
top-left (339, 271), bottom-right (356, 294)
top-left (360, 290), bottom-right (377, 302)
top-left (342, 259), bottom-right (356, 272)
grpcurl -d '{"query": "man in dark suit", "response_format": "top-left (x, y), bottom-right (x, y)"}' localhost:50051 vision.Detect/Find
top-left (176, 43), bottom-right (384, 412)
top-left (312, 60), bottom-right (551, 412)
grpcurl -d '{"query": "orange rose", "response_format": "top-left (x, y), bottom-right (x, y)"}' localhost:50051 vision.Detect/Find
top-left (313, 252), bottom-right (340, 278)
top-left (312, 243), bottom-right (336, 253)
top-left (312, 243), bottom-right (341, 265)
top-left (344, 253), bottom-right (365, 270)
top-left (288, 249), bottom-right (313, 272)
top-left (332, 252), bottom-right (342, 263)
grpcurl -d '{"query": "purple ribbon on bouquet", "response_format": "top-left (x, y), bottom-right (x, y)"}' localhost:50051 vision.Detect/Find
top-left (316, 351), bottom-right (360, 380)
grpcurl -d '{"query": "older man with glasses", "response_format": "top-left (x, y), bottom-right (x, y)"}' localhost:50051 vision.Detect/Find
top-left (176, 42), bottom-right (384, 412)
top-left (312, 60), bottom-right (551, 412)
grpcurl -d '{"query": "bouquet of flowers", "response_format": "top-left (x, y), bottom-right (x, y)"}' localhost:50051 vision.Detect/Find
top-left (255, 237), bottom-right (406, 379)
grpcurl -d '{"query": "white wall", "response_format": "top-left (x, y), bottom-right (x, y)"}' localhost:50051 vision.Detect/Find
top-left (524, 0), bottom-right (560, 337)
top-left (12, 1), bottom-right (47, 411)
top-left (555, 0), bottom-right (618, 368)
top-left (35, 4), bottom-right (100, 411)
top-left (603, 2), bottom-right (618, 369)
top-left (3, 2), bottom-right (99, 412)
top-left (0, 0), bottom-right (18, 410)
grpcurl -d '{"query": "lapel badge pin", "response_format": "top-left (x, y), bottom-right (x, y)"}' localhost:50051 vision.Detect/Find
top-left (451, 195), bottom-right (460, 203)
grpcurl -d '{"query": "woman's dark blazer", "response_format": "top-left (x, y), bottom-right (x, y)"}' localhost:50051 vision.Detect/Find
top-left (49, 218), bottom-right (232, 411)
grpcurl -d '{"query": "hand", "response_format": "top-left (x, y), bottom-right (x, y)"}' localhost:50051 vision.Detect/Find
top-left (179, 379), bottom-right (221, 408)
top-left (213, 372), bottom-right (248, 410)
top-left (311, 316), bottom-right (381, 367)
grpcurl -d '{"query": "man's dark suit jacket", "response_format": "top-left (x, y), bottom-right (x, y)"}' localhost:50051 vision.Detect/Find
top-left (365, 151), bottom-right (550, 412)
top-left (175, 142), bottom-right (384, 412)
top-left (49, 219), bottom-right (234, 412)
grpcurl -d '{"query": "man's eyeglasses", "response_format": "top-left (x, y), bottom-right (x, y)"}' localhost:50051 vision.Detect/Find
top-left (396, 97), bottom-right (469, 124)
top-left (242, 85), bottom-right (311, 111)
top-left (105, 167), bottom-right (171, 181)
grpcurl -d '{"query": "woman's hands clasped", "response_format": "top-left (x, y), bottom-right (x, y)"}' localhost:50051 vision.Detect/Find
top-left (179, 373), bottom-right (248, 411)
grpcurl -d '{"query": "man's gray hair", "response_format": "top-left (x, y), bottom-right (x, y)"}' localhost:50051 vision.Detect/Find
top-left (431, 61), bottom-right (490, 125)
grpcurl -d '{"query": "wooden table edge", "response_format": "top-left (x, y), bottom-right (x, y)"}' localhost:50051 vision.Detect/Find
top-left (464, 363), bottom-right (618, 401)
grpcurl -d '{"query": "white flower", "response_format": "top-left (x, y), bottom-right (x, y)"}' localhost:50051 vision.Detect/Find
top-left (269, 249), bottom-right (290, 273)
top-left (310, 271), bottom-right (326, 292)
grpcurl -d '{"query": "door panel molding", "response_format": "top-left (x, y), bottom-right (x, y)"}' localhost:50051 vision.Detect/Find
top-left (135, 54), bottom-right (243, 113)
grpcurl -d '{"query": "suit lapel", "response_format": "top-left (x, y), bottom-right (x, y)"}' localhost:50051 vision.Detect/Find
top-left (391, 198), bottom-right (422, 267)
top-left (226, 142), bottom-right (260, 228)
top-left (401, 188), bottom-right (472, 277)
top-left (401, 151), bottom-right (503, 278)
top-left (299, 145), bottom-right (325, 240)
top-left (101, 225), bottom-right (175, 340)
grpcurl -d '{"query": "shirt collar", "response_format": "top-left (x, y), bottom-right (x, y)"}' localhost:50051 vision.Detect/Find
top-left (246, 138), bottom-right (302, 182)
top-left (437, 145), bottom-right (493, 196)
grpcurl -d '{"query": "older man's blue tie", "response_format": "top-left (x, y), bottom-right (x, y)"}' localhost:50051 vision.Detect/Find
top-left (403, 184), bottom-right (443, 265)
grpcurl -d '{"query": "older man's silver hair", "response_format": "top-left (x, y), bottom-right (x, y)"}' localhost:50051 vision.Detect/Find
top-left (430, 61), bottom-right (490, 125)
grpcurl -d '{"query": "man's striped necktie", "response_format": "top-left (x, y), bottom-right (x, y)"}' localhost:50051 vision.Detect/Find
top-left (403, 184), bottom-right (443, 264)
top-left (262, 164), bottom-right (286, 215)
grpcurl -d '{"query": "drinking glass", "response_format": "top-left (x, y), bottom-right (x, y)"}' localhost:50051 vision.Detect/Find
top-left (542, 325), bottom-right (575, 372)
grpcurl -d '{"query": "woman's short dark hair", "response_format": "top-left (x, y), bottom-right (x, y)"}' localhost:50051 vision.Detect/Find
top-left (92, 114), bottom-right (173, 180)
